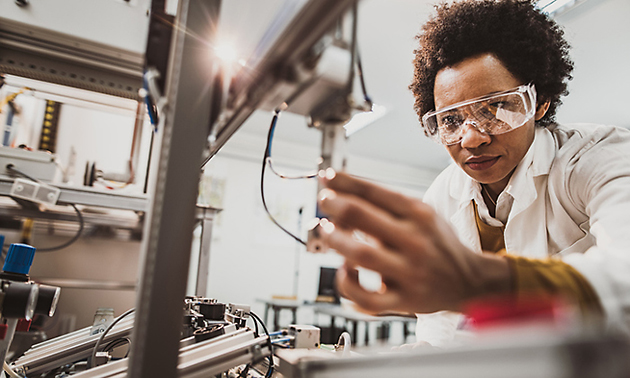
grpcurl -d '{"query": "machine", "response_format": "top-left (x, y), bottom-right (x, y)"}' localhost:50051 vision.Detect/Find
top-left (10, 297), bottom-right (273, 378)
top-left (0, 243), bottom-right (60, 378)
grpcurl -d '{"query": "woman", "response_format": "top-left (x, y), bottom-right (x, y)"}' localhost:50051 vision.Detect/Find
top-left (315, 0), bottom-right (630, 346)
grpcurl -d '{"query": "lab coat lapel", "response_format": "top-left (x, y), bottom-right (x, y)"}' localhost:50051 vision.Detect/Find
top-left (504, 128), bottom-right (556, 257)
top-left (449, 174), bottom-right (482, 253)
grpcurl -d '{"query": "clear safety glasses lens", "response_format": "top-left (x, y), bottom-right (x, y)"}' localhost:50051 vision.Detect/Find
top-left (422, 84), bottom-right (536, 146)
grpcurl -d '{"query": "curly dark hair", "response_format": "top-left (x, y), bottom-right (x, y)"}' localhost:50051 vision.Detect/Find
top-left (410, 0), bottom-right (573, 127)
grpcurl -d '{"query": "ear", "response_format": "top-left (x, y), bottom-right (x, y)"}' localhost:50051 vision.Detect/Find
top-left (535, 100), bottom-right (550, 121)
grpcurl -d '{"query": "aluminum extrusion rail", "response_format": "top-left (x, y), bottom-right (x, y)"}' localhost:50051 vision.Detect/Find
top-left (208, 0), bottom-right (359, 159)
top-left (0, 177), bottom-right (147, 212)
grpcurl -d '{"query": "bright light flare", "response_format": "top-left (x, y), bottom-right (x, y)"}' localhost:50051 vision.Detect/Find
top-left (213, 41), bottom-right (238, 66)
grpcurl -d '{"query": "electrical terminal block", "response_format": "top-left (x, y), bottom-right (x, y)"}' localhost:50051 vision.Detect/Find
top-left (10, 178), bottom-right (60, 207)
top-left (225, 303), bottom-right (250, 328)
top-left (288, 325), bottom-right (320, 349)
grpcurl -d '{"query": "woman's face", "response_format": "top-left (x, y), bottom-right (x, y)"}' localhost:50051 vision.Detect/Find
top-left (434, 53), bottom-right (537, 194)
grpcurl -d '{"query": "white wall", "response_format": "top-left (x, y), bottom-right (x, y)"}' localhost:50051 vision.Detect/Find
top-left (197, 121), bottom-right (437, 327)
top-left (555, 0), bottom-right (630, 128)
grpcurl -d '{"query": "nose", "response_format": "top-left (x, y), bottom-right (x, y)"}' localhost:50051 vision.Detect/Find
top-left (459, 121), bottom-right (491, 149)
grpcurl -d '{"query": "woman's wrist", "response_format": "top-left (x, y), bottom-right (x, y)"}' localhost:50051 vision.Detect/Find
top-left (468, 253), bottom-right (513, 303)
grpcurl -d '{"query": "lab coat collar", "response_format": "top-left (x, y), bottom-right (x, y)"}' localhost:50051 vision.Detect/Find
top-left (448, 127), bottom-right (556, 218)
top-left (504, 127), bottom-right (555, 217)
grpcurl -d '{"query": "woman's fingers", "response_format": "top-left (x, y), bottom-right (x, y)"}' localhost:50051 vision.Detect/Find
top-left (315, 170), bottom-right (489, 314)
top-left (318, 189), bottom-right (414, 249)
top-left (321, 170), bottom-right (425, 220)
top-left (322, 226), bottom-right (408, 278)
top-left (336, 264), bottom-right (402, 314)
top-left (320, 171), bottom-right (441, 235)
top-left (319, 187), bottom-right (439, 255)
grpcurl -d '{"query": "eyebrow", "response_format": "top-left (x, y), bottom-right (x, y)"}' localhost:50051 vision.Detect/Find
top-left (436, 87), bottom-right (519, 112)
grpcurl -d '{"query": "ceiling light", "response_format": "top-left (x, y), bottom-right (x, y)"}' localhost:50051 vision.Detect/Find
top-left (344, 104), bottom-right (387, 137)
top-left (536, 0), bottom-right (588, 15)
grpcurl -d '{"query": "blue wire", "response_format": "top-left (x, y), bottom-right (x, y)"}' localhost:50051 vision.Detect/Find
top-left (271, 337), bottom-right (291, 344)
top-left (142, 71), bottom-right (158, 131)
top-left (265, 111), bottom-right (278, 157)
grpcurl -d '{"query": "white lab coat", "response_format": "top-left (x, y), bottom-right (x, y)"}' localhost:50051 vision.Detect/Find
top-left (417, 123), bottom-right (630, 346)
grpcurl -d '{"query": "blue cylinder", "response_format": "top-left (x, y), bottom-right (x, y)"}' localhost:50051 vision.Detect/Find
top-left (3, 243), bottom-right (36, 275)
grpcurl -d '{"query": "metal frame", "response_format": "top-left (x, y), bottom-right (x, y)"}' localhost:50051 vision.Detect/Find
top-left (208, 0), bottom-right (359, 158)
top-left (61, 329), bottom-right (270, 378)
top-left (0, 177), bottom-right (147, 211)
top-left (12, 316), bottom-right (135, 376)
top-left (0, 199), bottom-right (142, 229)
top-left (0, 17), bottom-right (144, 99)
top-left (127, 1), bottom-right (221, 377)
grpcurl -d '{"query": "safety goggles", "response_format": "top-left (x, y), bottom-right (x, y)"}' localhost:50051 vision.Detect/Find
top-left (422, 84), bottom-right (537, 146)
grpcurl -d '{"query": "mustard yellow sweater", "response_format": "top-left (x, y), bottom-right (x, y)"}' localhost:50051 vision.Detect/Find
top-left (474, 202), bottom-right (602, 317)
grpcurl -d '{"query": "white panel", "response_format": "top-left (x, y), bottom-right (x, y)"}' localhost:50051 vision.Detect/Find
top-left (0, 0), bottom-right (151, 53)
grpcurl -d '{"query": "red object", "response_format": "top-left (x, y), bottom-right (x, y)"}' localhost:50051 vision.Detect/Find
top-left (0, 324), bottom-right (7, 340)
top-left (464, 294), bottom-right (564, 329)
top-left (16, 319), bottom-right (32, 332)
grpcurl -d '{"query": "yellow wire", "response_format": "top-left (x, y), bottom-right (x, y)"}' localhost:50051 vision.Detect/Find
top-left (0, 87), bottom-right (31, 114)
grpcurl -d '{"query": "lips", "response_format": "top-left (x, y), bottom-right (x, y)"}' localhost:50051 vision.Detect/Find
top-left (465, 156), bottom-right (500, 171)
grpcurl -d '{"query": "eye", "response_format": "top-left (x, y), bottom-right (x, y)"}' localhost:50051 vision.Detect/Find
top-left (488, 95), bottom-right (522, 112)
top-left (478, 98), bottom-right (516, 120)
top-left (438, 113), bottom-right (464, 131)
top-left (489, 100), bottom-right (507, 109)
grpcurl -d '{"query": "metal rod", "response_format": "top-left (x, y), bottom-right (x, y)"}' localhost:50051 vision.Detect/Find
top-left (195, 206), bottom-right (219, 297)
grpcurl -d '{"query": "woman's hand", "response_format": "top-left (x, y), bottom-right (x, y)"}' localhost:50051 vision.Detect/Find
top-left (317, 170), bottom-right (510, 315)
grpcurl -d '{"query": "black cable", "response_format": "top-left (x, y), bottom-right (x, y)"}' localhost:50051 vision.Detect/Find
top-left (36, 203), bottom-right (84, 252)
top-left (237, 364), bottom-right (251, 378)
top-left (6, 164), bottom-right (85, 252)
top-left (89, 308), bottom-right (135, 369)
top-left (346, 2), bottom-right (359, 94)
top-left (350, 1), bottom-right (372, 109)
top-left (260, 110), bottom-right (308, 246)
top-left (266, 158), bottom-right (318, 180)
top-left (6, 164), bottom-right (38, 182)
top-left (103, 337), bottom-right (130, 353)
top-left (251, 315), bottom-right (259, 337)
top-left (144, 130), bottom-right (155, 194)
top-left (249, 311), bottom-right (274, 378)
top-left (103, 337), bottom-right (131, 359)
top-left (356, 51), bottom-right (373, 107)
